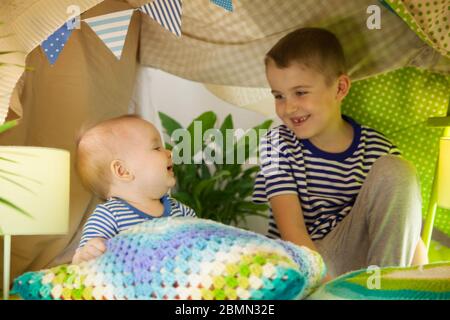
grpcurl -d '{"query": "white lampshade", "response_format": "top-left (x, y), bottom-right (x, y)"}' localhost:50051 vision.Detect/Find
top-left (438, 137), bottom-right (450, 209)
top-left (0, 146), bottom-right (70, 235)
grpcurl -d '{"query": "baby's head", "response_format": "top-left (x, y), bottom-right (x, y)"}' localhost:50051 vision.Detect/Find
top-left (76, 115), bottom-right (175, 201)
top-left (265, 27), bottom-right (351, 139)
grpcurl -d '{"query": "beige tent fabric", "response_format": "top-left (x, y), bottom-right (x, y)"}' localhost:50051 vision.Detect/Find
top-left (2, 0), bottom-right (449, 124)
top-left (0, 0), bottom-right (105, 123)
top-left (204, 83), bottom-right (276, 118)
top-left (0, 0), bottom-right (141, 289)
top-left (139, 0), bottom-right (449, 88)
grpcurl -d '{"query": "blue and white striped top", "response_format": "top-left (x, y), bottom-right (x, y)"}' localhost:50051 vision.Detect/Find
top-left (252, 115), bottom-right (401, 240)
top-left (79, 194), bottom-right (196, 248)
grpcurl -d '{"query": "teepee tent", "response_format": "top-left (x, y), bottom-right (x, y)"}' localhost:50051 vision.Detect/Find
top-left (0, 0), bottom-right (449, 288)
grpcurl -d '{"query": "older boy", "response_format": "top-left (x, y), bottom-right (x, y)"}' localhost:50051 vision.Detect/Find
top-left (253, 28), bottom-right (427, 278)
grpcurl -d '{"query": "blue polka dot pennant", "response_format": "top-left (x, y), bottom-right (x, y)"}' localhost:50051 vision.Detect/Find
top-left (41, 23), bottom-right (73, 65)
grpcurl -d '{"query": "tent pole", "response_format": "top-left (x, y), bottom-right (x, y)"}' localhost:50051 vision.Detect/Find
top-left (423, 102), bottom-right (450, 252)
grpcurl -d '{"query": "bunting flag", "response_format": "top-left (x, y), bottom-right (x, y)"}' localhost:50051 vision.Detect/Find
top-left (84, 9), bottom-right (134, 60)
top-left (41, 23), bottom-right (73, 65)
top-left (211, 0), bottom-right (234, 12)
top-left (140, 0), bottom-right (183, 37)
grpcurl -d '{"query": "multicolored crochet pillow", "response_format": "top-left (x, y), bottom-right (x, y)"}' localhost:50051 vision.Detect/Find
top-left (308, 262), bottom-right (450, 300)
top-left (12, 217), bottom-right (326, 300)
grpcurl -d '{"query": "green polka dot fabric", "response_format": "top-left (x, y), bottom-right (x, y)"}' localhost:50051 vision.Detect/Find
top-left (342, 67), bottom-right (450, 237)
top-left (385, 0), bottom-right (450, 58)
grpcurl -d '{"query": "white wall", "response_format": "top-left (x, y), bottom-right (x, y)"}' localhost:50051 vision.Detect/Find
top-left (130, 66), bottom-right (281, 235)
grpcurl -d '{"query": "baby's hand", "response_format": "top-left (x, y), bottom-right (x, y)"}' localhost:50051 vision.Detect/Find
top-left (72, 238), bottom-right (107, 264)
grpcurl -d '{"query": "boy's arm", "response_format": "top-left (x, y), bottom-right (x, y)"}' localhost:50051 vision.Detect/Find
top-left (269, 194), bottom-right (319, 252)
top-left (270, 194), bottom-right (333, 283)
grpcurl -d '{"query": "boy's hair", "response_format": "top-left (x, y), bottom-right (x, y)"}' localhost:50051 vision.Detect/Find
top-left (75, 114), bottom-right (142, 200)
top-left (265, 27), bottom-right (347, 85)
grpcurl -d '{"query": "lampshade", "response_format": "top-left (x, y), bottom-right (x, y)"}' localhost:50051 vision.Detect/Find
top-left (0, 147), bottom-right (70, 235)
top-left (438, 137), bottom-right (450, 209)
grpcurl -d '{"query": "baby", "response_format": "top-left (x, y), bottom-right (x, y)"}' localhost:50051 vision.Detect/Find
top-left (72, 115), bottom-right (196, 264)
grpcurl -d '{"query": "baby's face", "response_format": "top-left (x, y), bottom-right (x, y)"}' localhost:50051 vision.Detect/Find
top-left (122, 121), bottom-right (175, 197)
top-left (266, 60), bottom-right (341, 140)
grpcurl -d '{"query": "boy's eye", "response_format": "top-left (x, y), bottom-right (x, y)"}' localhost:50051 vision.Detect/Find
top-left (273, 94), bottom-right (284, 100)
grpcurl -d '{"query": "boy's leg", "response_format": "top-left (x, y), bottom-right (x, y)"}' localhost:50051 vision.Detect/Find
top-left (314, 155), bottom-right (423, 277)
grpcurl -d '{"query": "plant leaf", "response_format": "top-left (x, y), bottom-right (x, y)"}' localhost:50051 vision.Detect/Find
top-left (158, 112), bottom-right (183, 137)
top-left (0, 168), bottom-right (41, 184)
top-left (0, 157), bottom-right (17, 163)
top-left (0, 174), bottom-right (37, 194)
top-left (219, 114), bottom-right (234, 138)
top-left (0, 197), bottom-right (33, 218)
top-left (0, 119), bottom-right (18, 135)
top-left (187, 111), bottom-right (217, 158)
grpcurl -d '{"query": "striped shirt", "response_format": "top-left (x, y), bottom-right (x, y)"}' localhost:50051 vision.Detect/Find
top-left (252, 115), bottom-right (401, 240)
top-left (79, 194), bottom-right (196, 248)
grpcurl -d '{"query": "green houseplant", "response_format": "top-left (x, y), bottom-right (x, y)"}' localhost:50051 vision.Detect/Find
top-left (159, 111), bottom-right (272, 226)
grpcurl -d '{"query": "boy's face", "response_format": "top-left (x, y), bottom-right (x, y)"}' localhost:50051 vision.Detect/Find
top-left (123, 121), bottom-right (176, 197)
top-left (266, 60), bottom-right (343, 140)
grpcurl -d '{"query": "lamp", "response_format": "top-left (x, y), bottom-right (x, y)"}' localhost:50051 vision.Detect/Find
top-left (0, 147), bottom-right (70, 300)
top-left (422, 114), bottom-right (450, 252)
top-left (438, 136), bottom-right (450, 209)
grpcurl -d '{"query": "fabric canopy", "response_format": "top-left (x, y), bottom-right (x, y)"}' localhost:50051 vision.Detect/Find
top-left (1, 0), bottom-right (449, 122)
top-left (0, 0), bottom-right (449, 289)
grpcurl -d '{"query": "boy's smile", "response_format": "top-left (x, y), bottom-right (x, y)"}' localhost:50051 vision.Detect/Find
top-left (290, 115), bottom-right (311, 126)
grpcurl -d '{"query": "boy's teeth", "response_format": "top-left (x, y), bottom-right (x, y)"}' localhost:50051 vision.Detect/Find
top-left (293, 115), bottom-right (309, 123)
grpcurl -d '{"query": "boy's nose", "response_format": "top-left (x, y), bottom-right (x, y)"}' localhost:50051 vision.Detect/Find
top-left (286, 100), bottom-right (299, 114)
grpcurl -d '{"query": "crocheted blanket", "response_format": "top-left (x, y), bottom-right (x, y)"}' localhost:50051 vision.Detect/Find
top-left (308, 262), bottom-right (450, 300)
top-left (11, 217), bottom-right (326, 300)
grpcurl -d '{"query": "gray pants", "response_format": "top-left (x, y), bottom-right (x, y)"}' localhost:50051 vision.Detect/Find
top-left (314, 155), bottom-right (423, 277)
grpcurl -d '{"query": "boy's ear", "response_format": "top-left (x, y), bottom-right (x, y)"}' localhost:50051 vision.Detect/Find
top-left (336, 74), bottom-right (351, 101)
top-left (110, 159), bottom-right (134, 181)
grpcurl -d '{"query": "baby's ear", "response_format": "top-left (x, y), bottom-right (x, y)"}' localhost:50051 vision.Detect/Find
top-left (110, 159), bottom-right (133, 181)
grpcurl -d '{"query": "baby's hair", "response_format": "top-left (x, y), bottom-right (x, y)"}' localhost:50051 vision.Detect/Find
top-left (265, 27), bottom-right (347, 85)
top-left (75, 114), bottom-right (143, 200)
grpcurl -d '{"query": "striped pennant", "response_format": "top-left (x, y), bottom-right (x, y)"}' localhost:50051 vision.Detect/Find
top-left (84, 9), bottom-right (134, 60)
top-left (211, 0), bottom-right (234, 12)
top-left (140, 0), bottom-right (183, 37)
